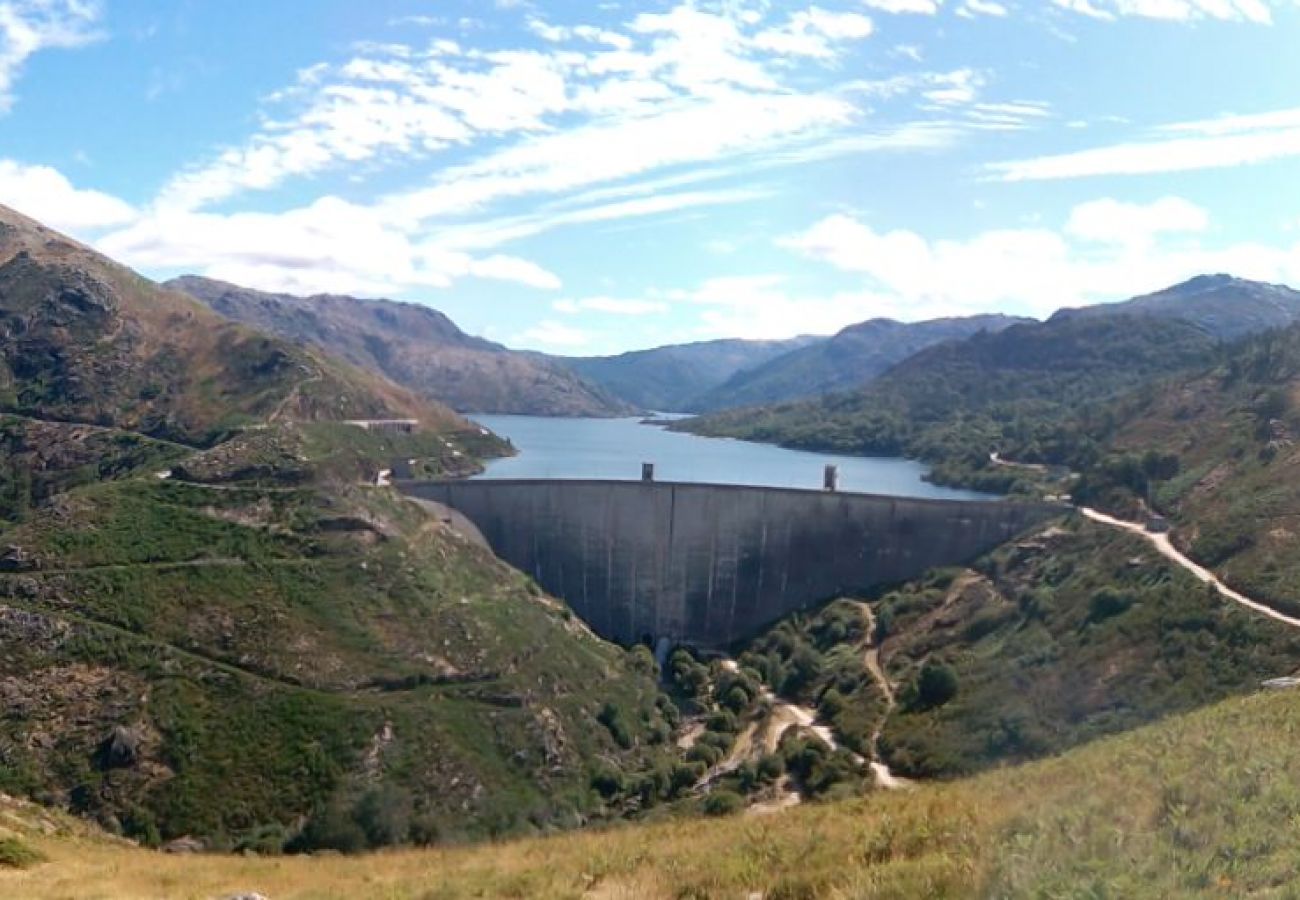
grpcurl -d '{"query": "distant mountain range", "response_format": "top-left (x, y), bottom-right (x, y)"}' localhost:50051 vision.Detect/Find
top-left (556, 336), bottom-right (819, 412)
top-left (167, 276), bottom-right (634, 417)
top-left (676, 274), bottom-right (1300, 491)
top-left (690, 314), bottom-right (1030, 412)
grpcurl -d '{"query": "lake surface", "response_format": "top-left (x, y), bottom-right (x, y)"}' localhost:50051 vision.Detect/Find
top-left (469, 415), bottom-right (995, 501)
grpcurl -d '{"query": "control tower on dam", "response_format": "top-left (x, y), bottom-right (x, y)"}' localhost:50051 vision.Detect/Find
top-left (402, 478), bottom-right (1065, 649)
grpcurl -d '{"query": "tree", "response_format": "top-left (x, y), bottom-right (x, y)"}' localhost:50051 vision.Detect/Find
top-left (914, 661), bottom-right (959, 709)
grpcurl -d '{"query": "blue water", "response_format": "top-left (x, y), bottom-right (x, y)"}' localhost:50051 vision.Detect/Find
top-left (469, 415), bottom-right (995, 501)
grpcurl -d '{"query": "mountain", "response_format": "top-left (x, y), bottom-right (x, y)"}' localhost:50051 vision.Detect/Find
top-left (0, 207), bottom-right (676, 851)
top-left (692, 314), bottom-right (1030, 411)
top-left (677, 310), bottom-right (1221, 492)
top-left (1055, 274), bottom-right (1300, 340)
top-left (0, 207), bottom-right (460, 446)
top-left (167, 275), bottom-right (634, 417)
top-left (559, 336), bottom-right (818, 412)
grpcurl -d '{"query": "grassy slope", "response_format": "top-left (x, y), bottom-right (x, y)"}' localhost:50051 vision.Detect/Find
top-left (6, 684), bottom-right (1300, 898)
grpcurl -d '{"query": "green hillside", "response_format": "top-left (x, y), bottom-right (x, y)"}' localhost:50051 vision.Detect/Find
top-left (677, 313), bottom-right (1219, 492)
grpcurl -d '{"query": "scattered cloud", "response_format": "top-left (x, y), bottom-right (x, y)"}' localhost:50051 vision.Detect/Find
top-left (0, 0), bottom-right (102, 113)
top-left (95, 196), bottom-right (561, 297)
top-left (987, 105), bottom-right (1300, 180)
top-left (1064, 195), bottom-right (1209, 247)
top-left (554, 296), bottom-right (669, 315)
top-left (861, 0), bottom-right (940, 13)
top-left (1051, 0), bottom-right (1279, 23)
top-left (511, 319), bottom-right (591, 348)
top-left (958, 0), bottom-right (1011, 17)
top-left (0, 159), bottom-right (136, 231)
top-left (782, 199), bottom-right (1300, 318)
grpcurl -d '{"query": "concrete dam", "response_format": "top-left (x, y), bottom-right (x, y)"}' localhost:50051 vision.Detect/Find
top-left (403, 479), bottom-right (1064, 649)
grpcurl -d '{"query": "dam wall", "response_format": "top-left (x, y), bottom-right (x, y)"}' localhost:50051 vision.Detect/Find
top-left (403, 479), bottom-right (1064, 648)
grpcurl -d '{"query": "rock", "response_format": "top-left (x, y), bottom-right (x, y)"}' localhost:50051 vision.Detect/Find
top-left (162, 835), bottom-right (205, 854)
top-left (218, 894), bottom-right (269, 900)
top-left (98, 725), bottom-right (140, 769)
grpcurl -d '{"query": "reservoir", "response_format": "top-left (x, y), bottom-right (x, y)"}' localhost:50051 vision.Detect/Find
top-left (469, 415), bottom-right (993, 501)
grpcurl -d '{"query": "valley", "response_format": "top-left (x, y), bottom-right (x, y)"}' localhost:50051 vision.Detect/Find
top-left (4, 208), bottom-right (1300, 896)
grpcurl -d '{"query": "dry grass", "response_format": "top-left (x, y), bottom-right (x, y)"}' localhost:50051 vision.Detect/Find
top-left (7, 686), bottom-right (1300, 898)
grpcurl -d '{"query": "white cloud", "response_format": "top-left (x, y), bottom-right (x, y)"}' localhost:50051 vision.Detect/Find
top-left (0, 159), bottom-right (136, 231)
top-left (662, 273), bottom-right (941, 339)
top-left (512, 319), bottom-right (591, 348)
top-left (957, 0), bottom-right (1011, 16)
top-left (753, 8), bottom-right (875, 59)
top-left (96, 197), bottom-right (561, 297)
top-left (554, 296), bottom-right (670, 315)
top-left (782, 200), bottom-right (1300, 318)
top-left (0, 0), bottom-right (101, 113)
top-left (1065, 196), bottom-right (1209, 247)
top-left (988, 105), bottom-right (1300, 180)
top-left (860, 0), bottom-right (940, 13)
top-left (1052, 0), bottom-right (1278, 22)
top-left (153, 1), bottom-right (961, 220)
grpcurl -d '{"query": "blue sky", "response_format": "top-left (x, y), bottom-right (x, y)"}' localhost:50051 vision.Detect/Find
top-left (1, 0), bottom-right (1298, 354)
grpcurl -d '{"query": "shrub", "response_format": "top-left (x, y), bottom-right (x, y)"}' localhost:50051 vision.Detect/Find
top-left (914, 661), bottom-right (959, 709)
top-left (702, 790), bottom-right (744, 817)
top-left (0, 836), bottom-right (46, 869)
top-left (597, 702), bottom-right (634, 749)
top-left (1088, 588), bottom-right (1134, 623)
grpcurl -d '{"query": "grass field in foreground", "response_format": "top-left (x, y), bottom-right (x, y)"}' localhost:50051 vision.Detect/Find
top-left (5, 684), bottom-right (1300, 899)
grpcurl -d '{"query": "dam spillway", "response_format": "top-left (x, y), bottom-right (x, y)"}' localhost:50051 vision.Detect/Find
top-left (402, 479), bottom-right (1064, 648)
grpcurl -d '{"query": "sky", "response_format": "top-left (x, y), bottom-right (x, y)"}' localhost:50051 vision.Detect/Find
top-left (0, 0), bottom-right (1298, 355)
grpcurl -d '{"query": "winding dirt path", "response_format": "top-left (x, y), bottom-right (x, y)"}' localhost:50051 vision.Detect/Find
top-left (1080, 507), bottom-right (1300, 630)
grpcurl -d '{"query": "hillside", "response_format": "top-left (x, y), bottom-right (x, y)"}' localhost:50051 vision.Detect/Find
top-left (9, 676), bottom-right (1300, 897)
top-left (0, 209), bottom-right (680, 852)
top-left (678, 312), bottom-right (1220, 492)
top-left (693, 314), bottom-right (1029, 411)
top-left (168, 276), bottom-right (633, 417)
top-left (560, 335), bottom-right (817, 412)
top-left (0, 207), bottom-right (463, 447)
top-left (1057, 274), bottom-right (1300, 340)
top-left (1071, 321), bottom-right (1300, 621)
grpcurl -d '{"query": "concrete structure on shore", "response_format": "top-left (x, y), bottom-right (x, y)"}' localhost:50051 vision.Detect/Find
top-left (402, 479), bottom-right (1064, 648)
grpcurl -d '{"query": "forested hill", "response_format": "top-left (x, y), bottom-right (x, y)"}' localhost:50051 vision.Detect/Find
top-left (675, 313), bottom-right (1220, 490)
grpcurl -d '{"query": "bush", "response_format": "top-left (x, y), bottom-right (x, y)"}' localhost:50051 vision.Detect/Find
top-left (1088, 588), bottom-right (1134, 623)
top-left (597, 702), bottom-right (634, 749)
top-left (0, 836), bottom-right (46, 869)
top-left (702, 790), bottom-right (744, 817)
top-left (914, 661), bottom-right (959, 709)
top-left (354, 785), bottom-right (412, 848)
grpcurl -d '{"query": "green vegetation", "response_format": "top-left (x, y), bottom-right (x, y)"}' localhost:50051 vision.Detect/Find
top-left (11, 684), bottom-right (1300, 896)
top-left (677, 314), bottom-right (1219, 493)
top-left (0, 836), bottom-right (46, 869)
top-left (875, 520), bottom-right (1300, 778)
